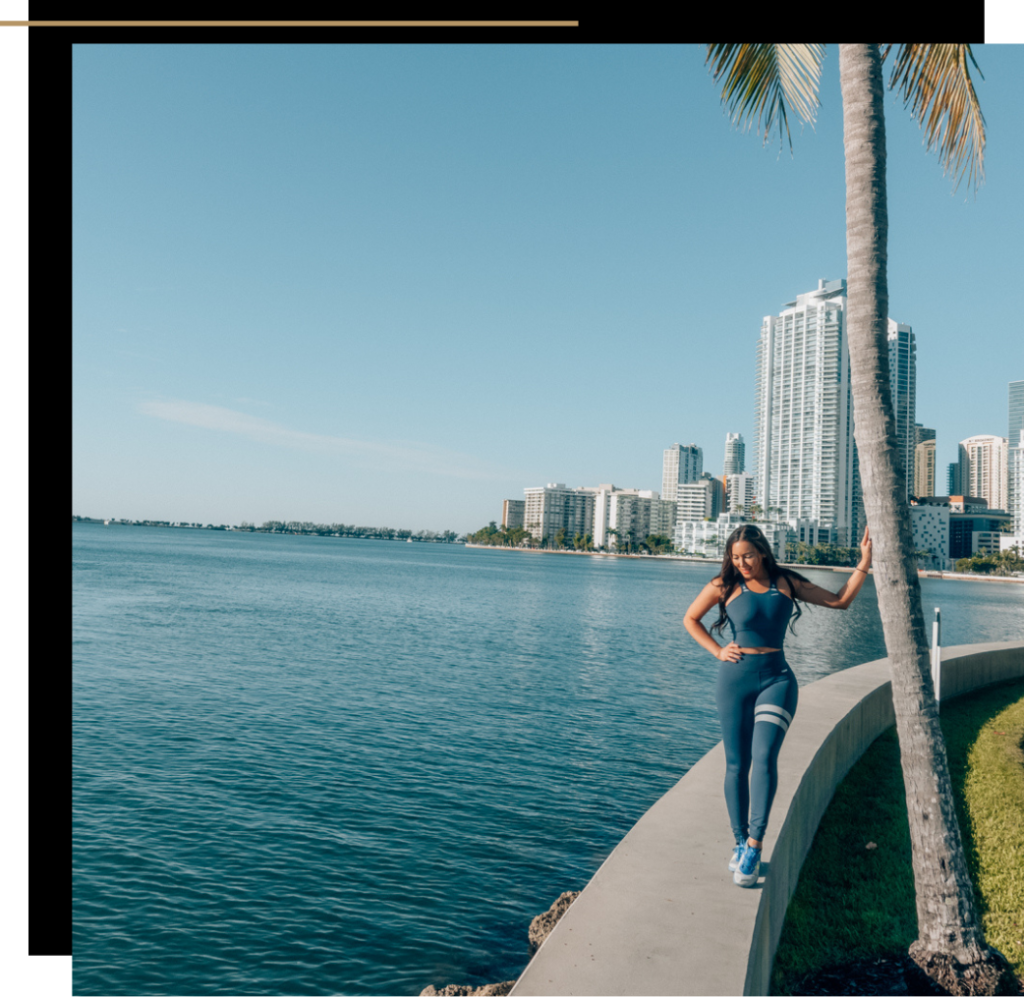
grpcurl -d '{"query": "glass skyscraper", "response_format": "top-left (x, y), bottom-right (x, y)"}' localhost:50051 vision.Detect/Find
top-left (888, 321), bottom-right (917, 498)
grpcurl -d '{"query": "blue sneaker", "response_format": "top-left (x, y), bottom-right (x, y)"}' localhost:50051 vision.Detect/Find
top-left (728, 844), bottom-right (744, 872)
top-left (733, 844), bottom-right (761, 887)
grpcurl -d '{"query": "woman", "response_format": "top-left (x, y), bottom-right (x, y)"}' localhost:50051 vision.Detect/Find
top-left (683, 524), bottom-right (873, 887)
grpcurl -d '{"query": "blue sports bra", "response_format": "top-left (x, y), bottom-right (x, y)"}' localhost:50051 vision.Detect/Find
top-left (725, 577), bottom-right (794, 648)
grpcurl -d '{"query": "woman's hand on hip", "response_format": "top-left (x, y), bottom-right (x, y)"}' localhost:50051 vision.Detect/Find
top-left (717, 642), bottom-right (743, 662)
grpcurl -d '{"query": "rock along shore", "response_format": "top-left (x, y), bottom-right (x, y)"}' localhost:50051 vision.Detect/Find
top-left (419, 892), bottom-right (580, 997)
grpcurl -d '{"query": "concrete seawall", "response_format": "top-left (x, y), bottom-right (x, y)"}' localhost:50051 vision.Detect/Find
top-left (510, 641), bottom-right (1024, 997)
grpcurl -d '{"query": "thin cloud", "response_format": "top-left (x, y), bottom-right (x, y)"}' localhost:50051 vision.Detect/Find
top-left (139, 399), bottom-right (510, 481)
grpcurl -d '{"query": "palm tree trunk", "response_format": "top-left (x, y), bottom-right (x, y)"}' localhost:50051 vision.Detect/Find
top-left (838, 43), bottom-right (1013, 995)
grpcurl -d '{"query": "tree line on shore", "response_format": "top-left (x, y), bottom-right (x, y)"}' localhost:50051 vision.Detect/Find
top-left (468, 523), bottom-right (872, 565)
top-left (467, 522), bottom-right (676, 555)
top-left (239, 521), bottom-right (460, 542)
top-left (954, 547), bottom-right (1024, 576)
top-left (468, 524), bottom-right (1024, 576)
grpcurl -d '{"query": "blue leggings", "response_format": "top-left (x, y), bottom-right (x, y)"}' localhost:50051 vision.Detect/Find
top-left (715, 650), bottom-right (798, 844)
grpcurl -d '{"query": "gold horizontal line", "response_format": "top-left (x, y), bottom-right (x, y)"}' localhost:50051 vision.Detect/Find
top-left (0, 20), bottom-right (579, 27)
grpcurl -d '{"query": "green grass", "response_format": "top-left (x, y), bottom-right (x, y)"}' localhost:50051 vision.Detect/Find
top-left (771, 678), bottom-right (1024, 995)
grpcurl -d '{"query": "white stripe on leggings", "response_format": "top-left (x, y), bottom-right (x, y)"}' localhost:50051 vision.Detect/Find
top-left (754, 713), bottom-right (789, 732)
top-left (755, 703), bottom-right (793, 724)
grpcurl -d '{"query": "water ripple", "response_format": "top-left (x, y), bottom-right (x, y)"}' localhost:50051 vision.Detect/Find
top-left (73, 526), bottom-right (1024, 995)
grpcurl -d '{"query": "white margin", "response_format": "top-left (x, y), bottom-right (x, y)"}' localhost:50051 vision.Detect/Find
top-left (1, 6), bottom-right (68, 997)
top-left (988, 0), bottom-right (1024, 42)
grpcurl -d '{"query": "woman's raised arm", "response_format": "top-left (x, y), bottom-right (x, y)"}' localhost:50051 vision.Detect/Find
top-left (790, 526), bottom-right (873, 610)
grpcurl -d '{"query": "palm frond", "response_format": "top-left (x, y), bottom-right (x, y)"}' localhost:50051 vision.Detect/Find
top-left (884, 43), bottom-right (986, 193)
top-left (705, 44), bottom-right (825, 151)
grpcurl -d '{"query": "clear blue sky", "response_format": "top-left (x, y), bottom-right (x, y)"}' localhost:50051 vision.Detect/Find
top-left (72, 44), bottom-right (1024, 533)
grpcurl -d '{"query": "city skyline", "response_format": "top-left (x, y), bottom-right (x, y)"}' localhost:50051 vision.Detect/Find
top-left (73, 45), bottom-right (1024, 533)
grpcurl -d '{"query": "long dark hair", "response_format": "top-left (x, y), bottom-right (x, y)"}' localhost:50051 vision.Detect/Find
top-left (709, 525), bottom-right (811, 637)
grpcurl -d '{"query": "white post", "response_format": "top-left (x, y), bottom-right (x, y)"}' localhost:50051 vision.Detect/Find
top-left (931, 608), bottom-right (942, 711)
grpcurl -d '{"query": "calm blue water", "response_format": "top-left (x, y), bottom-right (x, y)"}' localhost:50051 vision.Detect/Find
top-left (72, 524), bottom-right (1024, 996)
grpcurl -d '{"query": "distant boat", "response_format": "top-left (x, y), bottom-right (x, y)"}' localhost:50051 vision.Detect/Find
top-left (407, 537), bottom-right (413, 542)
top-left (103, 519), bottom-right (111, 526)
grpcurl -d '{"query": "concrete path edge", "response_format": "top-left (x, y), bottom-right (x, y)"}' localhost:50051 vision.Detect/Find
top-left (509, 641), bottom-right (1024, 997)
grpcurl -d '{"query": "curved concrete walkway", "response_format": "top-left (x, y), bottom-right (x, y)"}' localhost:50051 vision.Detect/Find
top-left (510, 641), bottom-right (1024, 997)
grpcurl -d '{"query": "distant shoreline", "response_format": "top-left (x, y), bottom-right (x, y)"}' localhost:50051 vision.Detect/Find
top-left (72, 518), bottom-right (461, 543)
top-left (463, 544), bottom-right (1024, 583)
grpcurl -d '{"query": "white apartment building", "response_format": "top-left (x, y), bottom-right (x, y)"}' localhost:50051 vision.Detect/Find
top-left (673, 513), bottom-right (789, 561)
top-left (523, 484), bottom-right (595, 544)
top-left (726, 473), bottom-right (755, 516)
top-left (888, 321), bottom-right (917, 497)
top-left (723, 433), bottom-right (745, 476)
top-left (1013, 430), bottom-right (1024, 538)
top-left (676, 479), bottom-right (715, 523)
top-left (592, 485), bottom-right (619, 550)
top-left (662, 444), bottom-right (703, 502)
top-left (591, 486), bottom-right (677, 550)
top-left (914, 439), bottom-right (936, 498)
top-left (607, 491), bottom-right (645, 549)
top-left (958, 435), bottom-right (1009, 512)
top-left (640, 490), bottom-right (677, 539)
top-left (754, 279), bottom-right (860, 546)
top-left (910, 504), bottom-right (950, 570)
top-left (1008, 381), bottom-right (1024, 531)
top-left (674, 516), bottom-right (732, 559)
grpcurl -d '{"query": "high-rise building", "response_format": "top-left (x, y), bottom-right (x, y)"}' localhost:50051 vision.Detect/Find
top-left (639, 490), bottom-right (677, 540)
top-left (591, 486), bottom-right (675, 549)
top-left (915, 424), bottom-right (936, 447)
top-left (914, 439), bottom-right (936, 497)
top-left (754, 278), bottom-right (859, 545)
top-left (888, 321), bottom-right (917, 497)
top-left (1012, 430), bottom-right (1024, 538)
top-left (592, 485), bottom-right (623, 550)
top-left (723, 433), bottom-right (745, 476)
top-left (725, 472), bottom-right (756, 516)
top-left (603, 490), bottom-right (644, 549)
top-left (947, 462), bottom-right (961, 496)
top-left (1008, 380), bottom-right (1024, 532)
top-left (662, 444), bottom-right (703, 502)
top-left (676, 480), bottom-right (717, 522)
top-left (502, 499), bottom-right (525, 529)
top-left (958, 435), bottom-right (1009, 512)
top-left (702, 472), bottom-right (726, 518)
top-left (522, 484), bottom-right (595, 544)
top-left (914, 424), bottom-right (936, 496)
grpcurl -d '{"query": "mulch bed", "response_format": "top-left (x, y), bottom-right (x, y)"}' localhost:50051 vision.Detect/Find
top-left (790, 954), bottom-right (1024, 996)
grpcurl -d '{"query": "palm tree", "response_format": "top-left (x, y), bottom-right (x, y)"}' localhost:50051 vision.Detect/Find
top-left (706, 44), bottom-right (1012, 994)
